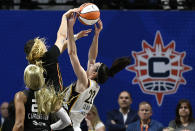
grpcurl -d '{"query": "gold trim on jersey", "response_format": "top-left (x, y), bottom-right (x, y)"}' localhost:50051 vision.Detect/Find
top-left (89, 79), bottom-right (91, 88)
top-left (63, 83), bottom-right (80, 113)
top-left (65, 79), bottom-right (99, 113)
top-left (69, 93), bottom-right (80, 112)
top-left (57, 63), bottom-right (63, 91)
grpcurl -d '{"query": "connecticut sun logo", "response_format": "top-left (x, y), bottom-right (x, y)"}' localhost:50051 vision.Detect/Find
top-left (126, 31), bottom-right (192, 106)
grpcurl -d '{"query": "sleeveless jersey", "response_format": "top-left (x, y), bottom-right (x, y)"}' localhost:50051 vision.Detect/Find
top-left (63, 79), bottom-right (100, 128)
top-left (23, 89), bottom-right (51, 131)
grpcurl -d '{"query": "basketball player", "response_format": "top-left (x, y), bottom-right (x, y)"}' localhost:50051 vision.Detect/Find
top-left (51, 13), bottom-right (131, 131)
top-left (13, 64), bottom-right (71, 131)
top-left (24, 9), bottom-right (89, 131)
top-left (24, 8), bottom-right (92, 92)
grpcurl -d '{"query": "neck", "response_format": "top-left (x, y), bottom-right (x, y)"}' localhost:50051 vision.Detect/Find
top-left (120, 108), bottom-right (129, 114)
top-left (141, 119), bottom-right (150, 125)
top-left (180, 116), bottom-right (189, 124)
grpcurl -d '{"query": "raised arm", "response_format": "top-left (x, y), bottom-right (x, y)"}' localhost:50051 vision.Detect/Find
top-left (87, 20), bottom-right (103, 69)
top-left (67, 13), bottom-right (88, 88)
top-left (55, 9), bottom-right (92, 53)
top-left (60, 29), bottom-right (92, 53)
top-left (55, 9), bottom-right (76, 53)
top-left (13, 92), bottom-right (26, 131)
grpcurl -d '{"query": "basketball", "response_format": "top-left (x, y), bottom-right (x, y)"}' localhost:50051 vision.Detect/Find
top-left (78, 3), bottom-right (100, 25)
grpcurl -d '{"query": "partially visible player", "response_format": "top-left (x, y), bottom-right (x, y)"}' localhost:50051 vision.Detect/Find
top-left (12, 65), bottom-right (44, 131)
top-left (50, 12), bottom-right (131, 131)
top-left (13, 64), bottom-right (72, 131)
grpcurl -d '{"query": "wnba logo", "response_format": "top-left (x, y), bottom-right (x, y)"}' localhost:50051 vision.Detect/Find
top-left (126, 31), bottom-right (192, 106)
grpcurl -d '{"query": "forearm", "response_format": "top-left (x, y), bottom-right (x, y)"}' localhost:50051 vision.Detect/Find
top-left (55, 14), bottom-right (68, 53)
top-left (57, 14), bottom-right (68, 38)
top-left (13, 92), bottom-right (25, 131)
top-left (108, 124), bottom-right (126, 130)
top-left (88, 33), bottom-right (99, 61)
top-left (106, 115), bottom-right (126, 131)
top-left (50, 108), bottom-right (71, 130)
top-left (13, 122), bottom-right (24, 131)
top-left (61, 35), bottom-right (79, 52)
top-left (67, 25), bottom-right (77, 55)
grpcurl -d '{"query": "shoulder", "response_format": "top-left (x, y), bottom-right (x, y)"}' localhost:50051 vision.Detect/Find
top-left (43, 45), bottom-right (60, 59)
top-left (15, 91), bottom-right (25, 99)
top-left (129, 109), bottom-right (138, 116)
top-left (127, 121), bottom-right (139, 130)
top-left (14, 91), bottom-right (27, 103)
top-left (130, 108), bottom-right (137, 113)
top-left (151, 119), bottom-right (164, 129)
top-left (190, 120), bottom-right (195, 129)
top-left (107, 109), bottom-right (120, 115)
top-left (95, 121), bottom-right (105, 129)
top-left (48, 45), bottom-right (60, 52)
top-left (168, 120), bottom-right (176, 127)
top-left (89, 79), bottom-right (99, 88)
top-left (191, 119), bottom-right (195, 124)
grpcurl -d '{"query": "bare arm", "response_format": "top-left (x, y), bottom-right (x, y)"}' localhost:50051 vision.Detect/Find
top-left (87, 20), bottom-right (103, 69)
top-left (67, 13), bottom-right (88, 89)
top-left (55, 9), bottom-right (78, 53)
top-left (54, 12), bottom-right (68, 53)
top-left (13, 92), bottom-right (26, 131)
top-left (61, 29), bottom-right (92, 53)
top-left (55, 9), bottom-right (92, 54)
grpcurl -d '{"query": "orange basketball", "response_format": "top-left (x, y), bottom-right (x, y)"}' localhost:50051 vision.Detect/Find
top-left (78, 3), bottom-right (100, 25)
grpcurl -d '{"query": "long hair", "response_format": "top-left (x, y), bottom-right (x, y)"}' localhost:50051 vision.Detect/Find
top-left (35, 86), bottom-right (66, 115)
top-left (175, 99), bottom-right (194, 126)
top-left (24, 64), bottom-right (45, 90)
top-left (89, 105), bottom-right (103, 129)
top-left (24, 37), bottom-right (47, 66)
top-left (97, 56), bottom-right (131, 84)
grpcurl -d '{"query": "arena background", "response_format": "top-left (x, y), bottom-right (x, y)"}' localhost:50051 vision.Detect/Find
top-left (0, 10), bottom-right (195, 126)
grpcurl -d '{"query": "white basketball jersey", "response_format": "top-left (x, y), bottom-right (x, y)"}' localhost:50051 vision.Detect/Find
top-left (68, 79), bottom-right (100, 128)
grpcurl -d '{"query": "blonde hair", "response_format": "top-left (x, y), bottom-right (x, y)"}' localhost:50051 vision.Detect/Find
top-left (24, 64), bottom-right (45, 90)
top-left (163, 127), bottom-right (175, 131)
top-left (35, 86), bottom-right (66, 115)
top-left (89, 105), bottom-right (102, 129)
top-left (26, 37), bottom-right (47, 65)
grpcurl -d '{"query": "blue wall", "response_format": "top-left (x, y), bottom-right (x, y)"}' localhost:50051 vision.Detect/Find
top-left (0, 10), bottom-right (195, 126)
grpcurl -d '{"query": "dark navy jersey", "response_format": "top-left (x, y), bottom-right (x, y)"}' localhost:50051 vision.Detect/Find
top-left (23, 89), bottom-right (51, 131)
top-left (41, 45), bottom-right (63, 92)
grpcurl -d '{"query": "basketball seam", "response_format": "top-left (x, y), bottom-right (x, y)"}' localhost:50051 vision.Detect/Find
top-left (79, 16), bottom-right (100, 20)
top-left (80, 11), bottom-right (100, 15)
top-left (79, 17), bottom-right (99, 25)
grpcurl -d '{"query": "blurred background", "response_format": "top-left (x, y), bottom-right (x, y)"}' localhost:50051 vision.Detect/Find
top-left (1, 0), bottom-right (195, 10)
top-left (1, 0), bottom-right (195, 129)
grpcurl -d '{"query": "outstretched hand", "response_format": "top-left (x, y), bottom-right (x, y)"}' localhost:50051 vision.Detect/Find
top-left (94, 19), bottom-right (103, 35)
top-left (67, 12), bottom-right (78, 27)
top-left (76, 29), bottom-right (92, 39)
top-left (64, 8), bottom-right (79, 18)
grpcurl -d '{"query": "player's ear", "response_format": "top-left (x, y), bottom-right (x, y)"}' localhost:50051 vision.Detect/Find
top-left (92, 72), bottom-right (97, 78)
